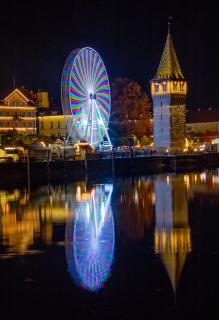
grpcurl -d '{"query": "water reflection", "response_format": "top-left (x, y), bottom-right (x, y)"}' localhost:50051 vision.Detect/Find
top-left (0, 168), bottom-right (219, 303)
top-left (154, 175), bottom-right (191, 292)
top-left (0, 186), bottom-right (70, 255)
top-left (65, 184), bottom-right (114, 292)
top-left (116, 177), bottom-right (154, 239)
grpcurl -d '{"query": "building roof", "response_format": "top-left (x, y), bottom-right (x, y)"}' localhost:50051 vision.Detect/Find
top-left (0, 87), bottom-right (37, 105)
top-left (187, 109), bottom-right (219, 124)
top-left (154, 28), bottom-right (184, 80)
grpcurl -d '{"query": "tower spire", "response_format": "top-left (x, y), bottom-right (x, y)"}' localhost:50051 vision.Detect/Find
top-left (168, 16), bottom-right (172, 34)
top-left (154, 19), bottom-right (184, 80)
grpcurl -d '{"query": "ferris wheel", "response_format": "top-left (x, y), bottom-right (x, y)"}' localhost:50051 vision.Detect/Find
top-left (61, 47), bottom-right (112, 147)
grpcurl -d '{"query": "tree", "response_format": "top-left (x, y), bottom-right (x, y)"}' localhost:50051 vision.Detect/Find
top-left (109, 77), bottom-right (151, 146)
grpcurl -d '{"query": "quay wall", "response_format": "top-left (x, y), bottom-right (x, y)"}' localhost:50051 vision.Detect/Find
top-left (0, 153), bottom-right (219, 187)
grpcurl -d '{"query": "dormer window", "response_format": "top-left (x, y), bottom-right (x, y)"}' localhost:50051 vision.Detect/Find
top-left (162, 83), bottom-right (167, 92)
top-left (180, 82), bottom-right (184, 91)
top-left (154, 84), bottom-right (159, 92)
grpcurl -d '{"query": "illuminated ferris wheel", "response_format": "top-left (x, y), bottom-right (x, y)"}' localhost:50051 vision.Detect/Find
top-left (61, 47), bottom-right (112, 147)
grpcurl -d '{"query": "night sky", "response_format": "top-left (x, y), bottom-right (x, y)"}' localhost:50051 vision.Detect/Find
top-left (0, 0), bottom-right (218, 108)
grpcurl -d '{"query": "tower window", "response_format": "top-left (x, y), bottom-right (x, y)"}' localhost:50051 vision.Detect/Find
top-left (154, 84), bottom-right (159, 92)
top-left (173, 82), bottom-right (178, 90)
top-left (162, 83), bottom-right (167, 92)
top-left (57, 121), bottom-right (61, 129)
top-left (180, 82), bottom-right (184, 91)
top-left (161, 102), bottom-right (162, 107)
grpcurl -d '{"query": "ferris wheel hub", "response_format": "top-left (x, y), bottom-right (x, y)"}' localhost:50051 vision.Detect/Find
top-left (89, 93), bottom-right (96, 100)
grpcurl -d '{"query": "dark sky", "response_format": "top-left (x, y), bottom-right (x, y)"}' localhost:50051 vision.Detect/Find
top-left (0, 0), bottom-right (218, 108)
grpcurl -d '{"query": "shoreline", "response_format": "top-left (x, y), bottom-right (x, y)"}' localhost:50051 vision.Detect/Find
top-left (0, 152), bottom-right (219, 188)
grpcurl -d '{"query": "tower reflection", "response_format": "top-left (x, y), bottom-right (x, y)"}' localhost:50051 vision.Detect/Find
top-left (154, 175), bottom-right (191, 292)
top-left (65, 184), bottom-right (115, 292)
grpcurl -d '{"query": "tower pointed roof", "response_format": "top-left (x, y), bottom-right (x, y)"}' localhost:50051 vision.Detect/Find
top-left (155, 24), bottom-right (184, 80)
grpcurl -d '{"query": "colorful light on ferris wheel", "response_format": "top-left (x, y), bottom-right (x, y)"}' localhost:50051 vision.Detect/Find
top-left (61, 47), bottom-right (111, 146)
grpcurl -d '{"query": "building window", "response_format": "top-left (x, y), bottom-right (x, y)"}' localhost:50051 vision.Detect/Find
top-left (0, 112), bottom-right (2, 116)
top-left (161, 114), bottom-right (162, 120)
top-left (6, 122), bottom-right (9, 127)
top-left (154, 84), bottom-right (159, 92)
top-left (162, 83), bottom-right (167, 92)
top-left (23, 122), bottom-right (26, 127)
top-left (41, 122), bottom-right (44, 129)
top-left (29, 122), bottom-right (32, 127)
top-left (50, 122), bottom-right (53, 129)
top-left (180, 82), bottom-right (184, 91)
top-left (6, 112), bottom-right (9, 116)
top-left (0, 122), bottom-right (2, 127)
top-left (57, 121), bottom-right (60, 129)
top-left (28, 111), bottom-right (32, 117)
top-left (161, 101), bottom-right (162, 107)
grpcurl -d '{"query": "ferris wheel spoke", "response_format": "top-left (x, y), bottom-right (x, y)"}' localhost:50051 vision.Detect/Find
top-left (95, 98), bottom-right (110, 121)
top-left (93, 64), bottom-right (105, 89)
top-left (77, 54), bottom-right (89, 88)
top-left (74, 60), bottom-right (88, 92)
top-left (90, 51), bottom-right (100, 90)
top-left (90, 50), bottom-right (97, 89)
top-left (88, 50), bottom-right (94, 91)
top-left (94, 67), bottom-right (105, 87)
top-left (85, 50), bottom-right (92, 92)
top-left (94, 100), bottom-right (111, 145)
top-left (71, 69), bottom-right (87, 95)
top-left (80, 51), bottom-right (90, 93)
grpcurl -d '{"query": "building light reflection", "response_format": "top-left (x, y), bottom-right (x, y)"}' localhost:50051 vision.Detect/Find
top-left (154, 175), bottom-right (191, 292)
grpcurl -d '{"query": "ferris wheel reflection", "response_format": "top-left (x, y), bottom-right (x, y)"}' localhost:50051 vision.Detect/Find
top-left (65, 184), bottom-right (114, 292)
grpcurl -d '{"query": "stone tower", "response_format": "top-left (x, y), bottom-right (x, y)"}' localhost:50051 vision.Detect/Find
top-left (151, 23), bottom-right (187, 152)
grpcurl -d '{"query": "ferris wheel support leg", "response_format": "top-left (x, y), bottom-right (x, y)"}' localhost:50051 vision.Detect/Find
top-left (91, 100), bottom-right (94, 145)
top-left (94, 101), bottom-right (112, 146)
top-left (66, 122), bottom-right (75, 143)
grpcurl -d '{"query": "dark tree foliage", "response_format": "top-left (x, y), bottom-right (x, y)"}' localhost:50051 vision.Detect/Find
top-left (109, 77), bottom-right (151, 145)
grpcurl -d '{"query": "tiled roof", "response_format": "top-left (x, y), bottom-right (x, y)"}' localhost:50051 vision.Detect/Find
top-left (154, 31), bottom-right (184, 80)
